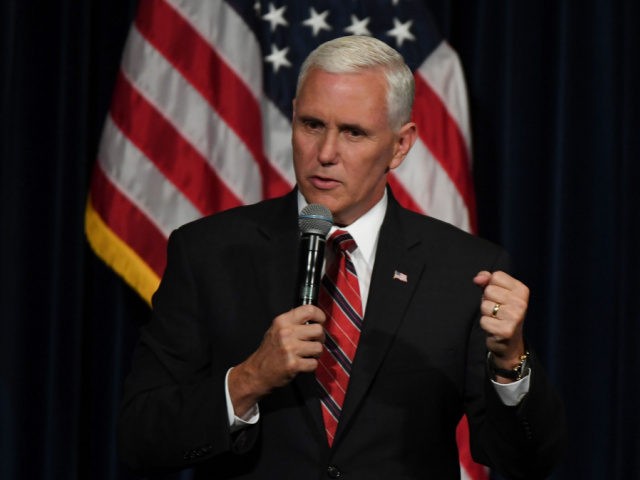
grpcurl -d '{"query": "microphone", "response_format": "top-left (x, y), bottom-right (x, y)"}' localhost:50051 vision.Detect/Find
top-left (297, 204), bottom-right (333, 306)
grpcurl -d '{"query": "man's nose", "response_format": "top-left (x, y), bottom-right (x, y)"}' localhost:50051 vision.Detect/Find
top-left (318, 130), bottom-right (339, 165)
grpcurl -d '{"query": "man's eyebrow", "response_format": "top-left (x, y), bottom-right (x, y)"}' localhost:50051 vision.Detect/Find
top-left (295, 115), bottom-right (368, 134)
top-left (297, 114), bottom-right (323, 123)
top-left (338, 122), bottom-right (368, 133)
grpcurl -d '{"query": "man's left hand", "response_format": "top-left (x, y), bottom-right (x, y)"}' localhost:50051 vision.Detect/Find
top-left (473, 270), bottom-right (529, 382)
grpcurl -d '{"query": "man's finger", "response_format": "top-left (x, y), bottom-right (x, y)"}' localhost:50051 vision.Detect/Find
top-left (289, 304), bottom-right (326, 325)
top-left (298, 322), bottom-right (326, 342)
top-left (484, 271), bottom-right (528, 300)
top-left (481, 299), bottom-right (504, 319)
top-left (473, 270), bottom-right (492, 287)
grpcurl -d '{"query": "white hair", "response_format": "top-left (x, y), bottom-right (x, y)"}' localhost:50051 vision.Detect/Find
top-left (296, 35), bottom-right (415, 131)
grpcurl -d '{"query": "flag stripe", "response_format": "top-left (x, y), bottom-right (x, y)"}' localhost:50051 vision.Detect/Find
top-left (121, 26), bottom-right (264, 205)
top-left (413, 72), bottom-right (477, 231)
top-left (387, 173), bottom-right (426, 215)
top-left (417, 42), bottom-right (472, 153)
top-left (168, 0), bottom-right (264, 101)
top-left (90, 165), bottom-right (167, 277)
top-left (85, 199), bottom-right (160, 304)
top-left (110, 71), bottom-right (243, 215)
top-left (457, 415), bottom-right (490, 479)
top-left (166, 0), bottom-right (297, 185)
top-left (135, 0), bottom-right (291, 198)
top-left (395, 139), bottom-right (472, 231)
top-left (98, 116), bottom-right (202, 237)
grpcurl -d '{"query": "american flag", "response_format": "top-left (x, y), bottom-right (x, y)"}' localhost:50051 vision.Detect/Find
top-left (85, 0), bottom-right (482, 478)
top-left (393, 270), bottom-right (409, 283)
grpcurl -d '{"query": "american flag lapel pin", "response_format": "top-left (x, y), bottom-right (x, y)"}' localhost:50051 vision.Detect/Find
top-left (393, 270), bottom-right (408, 283)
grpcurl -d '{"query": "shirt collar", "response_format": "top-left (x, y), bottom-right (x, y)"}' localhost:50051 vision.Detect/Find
top-left (296, 189), bottom-right (388, 267)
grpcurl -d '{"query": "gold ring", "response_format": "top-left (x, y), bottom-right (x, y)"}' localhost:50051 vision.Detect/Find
top-left (491, 303), bottom-right (501, 317)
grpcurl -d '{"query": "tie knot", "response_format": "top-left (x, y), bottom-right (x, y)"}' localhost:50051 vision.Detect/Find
top-left (329, 230), bottom-right (357, 254)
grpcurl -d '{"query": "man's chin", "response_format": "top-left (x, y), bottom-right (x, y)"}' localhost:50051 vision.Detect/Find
top-left (300, 188), bottom-right (337, 208)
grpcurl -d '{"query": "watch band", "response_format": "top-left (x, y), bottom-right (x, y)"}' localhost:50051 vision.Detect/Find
top-left (488, 351), bottom-right (530, 380)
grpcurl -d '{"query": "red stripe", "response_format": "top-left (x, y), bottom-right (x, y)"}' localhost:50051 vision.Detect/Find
top-left (90, 164), bottom-right (167, 277)
top-left (328, 325), bottom-right (359, 361)
top-left (413, 74), bottom-right (477, 232)
top-left (320, 405), bottom-right (338, 445)
top-left (340, 268), bottom-right (362, 315)
top-left (319, 334), bottom-right (354, 385)
top-left (109, 71), bottom-right (242, 215)
top-left (317, 358), bottom-right (349, 405)
top-left (322, 410), bottom-right (338, 432)
top-left (457, 416), bottom-right (489, 479)
top-left (387, 173), bottom-right (426, 215)
top-left (135, 0), bottom-right (291, 199)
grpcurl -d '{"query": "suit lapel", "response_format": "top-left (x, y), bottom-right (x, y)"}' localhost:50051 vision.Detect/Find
top-left (254, 191), bottom-right (299, 317)
top-left (334, 196), bottom-right (424, 444)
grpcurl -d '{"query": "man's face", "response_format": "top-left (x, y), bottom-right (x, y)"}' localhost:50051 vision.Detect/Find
top-left (292, 68), bottom-right (416, 226)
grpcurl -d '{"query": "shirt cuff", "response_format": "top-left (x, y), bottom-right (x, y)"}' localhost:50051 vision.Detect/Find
top-left (491, 368), bottom-right (532, 406)
top-left (225, 368), bottom-right (260, 432)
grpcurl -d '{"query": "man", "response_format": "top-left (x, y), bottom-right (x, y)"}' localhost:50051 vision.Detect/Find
top-left (118, 36), bottom-right (565, 479)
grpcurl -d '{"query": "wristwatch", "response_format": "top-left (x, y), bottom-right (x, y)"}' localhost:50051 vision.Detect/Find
top-left (488, 351), bottom-right (530, 380)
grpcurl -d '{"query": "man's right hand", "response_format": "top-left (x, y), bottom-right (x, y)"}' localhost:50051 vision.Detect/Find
top-left (228, 305), bottom-right (326, 418)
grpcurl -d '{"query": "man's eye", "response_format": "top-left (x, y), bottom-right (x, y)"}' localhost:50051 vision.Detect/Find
top-left (303, 120), bottom-right (322, 130)
top-left (347, 128), bottom-right (364, 138)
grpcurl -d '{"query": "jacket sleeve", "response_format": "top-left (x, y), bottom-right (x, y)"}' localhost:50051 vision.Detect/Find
top-left (464, 249), bottom-right (567, 479)
top-left (117, 227), bottom-right (258, 473)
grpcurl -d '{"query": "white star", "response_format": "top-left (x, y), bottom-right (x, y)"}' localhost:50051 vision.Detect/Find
top-left (264, 43), bottom-right (292, 73)
top-left (391, 0), bottom-right (401, 5)
top-left (344, 14), bottom-right (371, 36)
top-left (387, 18), bottom-right (415, 47)
top-left (302, 8), bottom-right (332, 37)
top-left (254, 1), bottom-right (261, 15)
top-left (262, 3), bottom-right (288, 32)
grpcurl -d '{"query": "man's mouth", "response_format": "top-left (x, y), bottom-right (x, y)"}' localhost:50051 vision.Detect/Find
top-left (309, 176), bottom-right (340, 189)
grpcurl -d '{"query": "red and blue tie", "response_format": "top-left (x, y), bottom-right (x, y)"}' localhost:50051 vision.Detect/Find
top-left (315, 230), bottom-right (363, 446)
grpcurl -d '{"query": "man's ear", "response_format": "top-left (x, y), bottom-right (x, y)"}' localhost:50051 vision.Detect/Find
top-left (389, 122), bottom-right (418, 171)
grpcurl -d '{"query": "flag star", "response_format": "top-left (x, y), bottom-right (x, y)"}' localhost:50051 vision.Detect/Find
top-left (262, 3), bottom-right (288, 32)
top-left (254, 1), bottom-right (261, 15)
top-left (391, 0), bottom-right (401, 5)
top-left (264, 43), bottom-right (292, 73)
top-left (387, 18), bottom-right (416, 47)
top-left (302, 8), bottom-right (332, 37)
top-left (344, 14), bottom-right (371, 36)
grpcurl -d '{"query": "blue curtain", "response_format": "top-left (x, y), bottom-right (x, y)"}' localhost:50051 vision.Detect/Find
top-left (440, 2), bottom-right (640, 478)
top-left (1, 0), bottom-right (638, 478)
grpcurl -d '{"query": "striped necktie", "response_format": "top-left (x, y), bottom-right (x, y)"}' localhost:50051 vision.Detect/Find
top-left (316, 230), bottom-right (363, 446)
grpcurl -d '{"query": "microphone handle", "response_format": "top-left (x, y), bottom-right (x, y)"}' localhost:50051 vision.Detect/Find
top-left (297, 233), bottom-right (326, 306)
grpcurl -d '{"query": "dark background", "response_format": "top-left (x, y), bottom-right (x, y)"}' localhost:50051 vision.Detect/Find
top-left (1, 1), bottom-right (638, 479)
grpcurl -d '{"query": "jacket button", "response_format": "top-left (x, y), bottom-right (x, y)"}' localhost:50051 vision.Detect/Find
top-left (327, 465), bottom-right (342, 478)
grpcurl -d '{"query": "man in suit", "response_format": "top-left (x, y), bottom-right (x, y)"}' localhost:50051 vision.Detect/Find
top-left (118, 36), bottom-right (565, 479)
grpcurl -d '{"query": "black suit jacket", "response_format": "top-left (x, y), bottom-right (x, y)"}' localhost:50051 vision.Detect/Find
top-left (118, 189), bottom-right (565, 479)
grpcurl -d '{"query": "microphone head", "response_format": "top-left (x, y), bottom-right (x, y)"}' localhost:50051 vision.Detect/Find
top-left (298, 204), bottom-right (333, 236)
